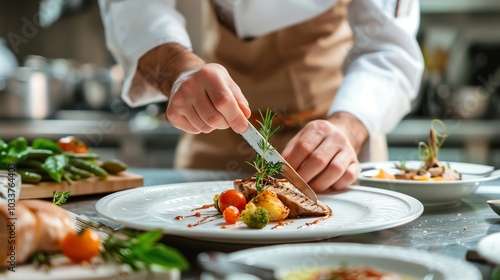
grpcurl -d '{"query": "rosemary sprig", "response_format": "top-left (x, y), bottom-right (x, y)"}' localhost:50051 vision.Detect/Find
top-left (52, 190), bottom-right (71, 206)
top-left (246, 109), bottom-right (283, 193)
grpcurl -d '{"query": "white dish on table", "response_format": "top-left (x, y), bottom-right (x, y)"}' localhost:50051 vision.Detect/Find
top-left (358, 161), bottom-right (500, 207)
top-left (95, 181), bottom-right (423, 244)
top-left (477, 232), bottom-right (500, 266)
top-left (223, 243), bottom-right (482, 280)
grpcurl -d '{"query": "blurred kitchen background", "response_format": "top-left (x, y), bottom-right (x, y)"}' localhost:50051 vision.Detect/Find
top-left (0, 0), bottom-right (499, 168)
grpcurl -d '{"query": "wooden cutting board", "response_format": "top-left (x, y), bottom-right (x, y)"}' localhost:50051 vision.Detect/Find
top-left (20, 172), bottom-right (144, 199)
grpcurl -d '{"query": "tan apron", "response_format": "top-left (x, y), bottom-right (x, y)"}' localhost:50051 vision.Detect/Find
top-left (174, 0), bottom-right (387, 172)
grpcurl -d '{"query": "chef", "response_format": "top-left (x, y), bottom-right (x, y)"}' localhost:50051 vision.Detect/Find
top-left (98, 0), bottom-right (423, 192)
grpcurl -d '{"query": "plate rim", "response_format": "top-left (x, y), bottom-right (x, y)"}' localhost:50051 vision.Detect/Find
top-left (226, 243), bottom-right (482, 280)
top-left (95, 181), bottom-right (423, 244)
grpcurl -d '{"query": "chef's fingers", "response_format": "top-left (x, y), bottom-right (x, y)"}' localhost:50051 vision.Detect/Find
top-left (282, 122), bottom-right (325, 170)
top-left (186, 105), bottom-right (216, 133)
top-left (193, 91), bottom-right (230, 130)
top-left (308, 150), bottom-right (352, 192)
top-left (330, 162), bottom-right (359, 190)
top-left (170, 115), bottom-right (201, 134)
top-left (227, 81), bottom-right (251, 119)
top-left (295, 138), bottom-right (339, 182)
top-left (203, 68), bottom-right (248, 133)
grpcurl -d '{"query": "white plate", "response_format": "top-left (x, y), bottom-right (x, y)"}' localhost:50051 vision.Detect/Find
top-left (226, 243), bottom-right (482, 280)
top-left (477, 232), bottom-right (500, 265)
top-left (2, 256), bottom-right (179, 280)
top-left (96, 181), bottom-right (423, 244)
top-left (358, 161), bottom-right (500, 207)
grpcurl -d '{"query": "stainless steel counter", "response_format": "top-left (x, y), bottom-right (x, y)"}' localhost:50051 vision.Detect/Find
top-left (62, 168), bottom-right (500, 280)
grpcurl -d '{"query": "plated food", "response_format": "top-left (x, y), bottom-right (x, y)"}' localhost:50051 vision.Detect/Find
top-left (373, 120), bottom-right (460, 182)
top-left (225, 243), bottom-right (481, 280)
top-left (209, 109), bottom-right (331, 229)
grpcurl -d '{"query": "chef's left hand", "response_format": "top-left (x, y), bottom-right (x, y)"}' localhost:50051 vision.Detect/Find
top-left (281, 112), bottom-right (368, 192)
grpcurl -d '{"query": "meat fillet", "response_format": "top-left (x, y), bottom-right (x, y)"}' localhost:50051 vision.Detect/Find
top-left (234, 177), bottom-right (331, 218)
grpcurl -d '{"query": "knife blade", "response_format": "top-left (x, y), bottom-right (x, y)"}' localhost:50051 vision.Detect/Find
top-left (240, 120), bottom-right (318, 203)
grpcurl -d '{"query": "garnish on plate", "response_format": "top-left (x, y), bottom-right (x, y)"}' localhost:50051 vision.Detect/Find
top-left (373, 119), bottom-right (461, 181)
top-left (203, 108), bottom-right (330, 230)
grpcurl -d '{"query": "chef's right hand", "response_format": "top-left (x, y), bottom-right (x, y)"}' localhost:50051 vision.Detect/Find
top-left (166, 63), bottom-right (251, 134)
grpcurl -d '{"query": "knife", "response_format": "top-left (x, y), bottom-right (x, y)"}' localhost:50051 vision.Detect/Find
top-left (240, 120), bottom-right (318, 203)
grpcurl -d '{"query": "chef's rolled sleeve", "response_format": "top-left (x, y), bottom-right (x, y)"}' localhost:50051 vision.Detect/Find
top-left (329, 0), bottom-right (424, 156)
top-left (98, 0), bottom-right (191, 107)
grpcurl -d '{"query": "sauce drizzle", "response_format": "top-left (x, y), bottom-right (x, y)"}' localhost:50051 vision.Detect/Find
top-left (175, 212), bottom-right (201, 220)
top-left (297, 214), bottom-right (332, 229)
top-left (271, 220), bottom-right (294, 230)
top-left (191, 204), bottom-right (214, 211)
top-left (188, 214), bottom-right (222, 228)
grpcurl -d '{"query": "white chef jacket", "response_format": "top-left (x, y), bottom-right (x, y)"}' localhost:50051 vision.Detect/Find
top-left (98, 0), bottom-right (423, 141)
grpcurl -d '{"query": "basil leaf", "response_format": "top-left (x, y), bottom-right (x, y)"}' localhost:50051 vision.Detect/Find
top-left (137, 245), bottom-right (189, 270)
top-left (33, 138), bottom-right (62, 153)
top-left (1, 137), bottom-right (28, 164)
top-left (0, 138), bottom-right (7, 153)
top-left (135, 229), bottom-right (163, 247)
top-left (43, 155), bottom-right (68, 183)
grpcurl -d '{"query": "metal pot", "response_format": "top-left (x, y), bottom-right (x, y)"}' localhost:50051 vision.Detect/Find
top-left (0, 66), bottom-right (57, 119)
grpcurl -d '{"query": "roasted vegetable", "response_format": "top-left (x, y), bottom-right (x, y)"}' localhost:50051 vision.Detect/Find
top-left (241, 202), bottom-right (269, 229)
top-left (250, 189), bottom-right (289, 222)
top-left (213, 194), bottom-right (221, 213)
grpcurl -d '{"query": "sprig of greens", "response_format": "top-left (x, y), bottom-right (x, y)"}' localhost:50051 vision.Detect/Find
top-left (52, 190), bottom-right (71, 206)
top-left (246, 109), bottom-right (283, 193)
top-left (101, 229), bottom-right (189, 272)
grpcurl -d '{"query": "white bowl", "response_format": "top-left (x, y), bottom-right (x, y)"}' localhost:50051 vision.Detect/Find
top-left (358, 161), bottom-right (500, 207)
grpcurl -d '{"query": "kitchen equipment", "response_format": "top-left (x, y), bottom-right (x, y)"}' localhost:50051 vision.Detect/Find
top-left (240, 120), bottom-right (317, 203)
top-left (19, 172), bottom-right (143, 199)
top-left (81, 63), bottom-right (123, 111)
top-left (0, 38), bottom-right (18, 78)
top-left (427, 85), bottom-right (494, 119)
top-left (477, 232), bottom-right (500, 266)
top-left (0, 66), bottom-right (56, 119)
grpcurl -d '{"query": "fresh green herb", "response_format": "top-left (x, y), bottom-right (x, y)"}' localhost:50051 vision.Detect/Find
top-left (246, 109), bottom-right (283, 193)
top-left (43, 154), bottom-right (69, 183)
top-left (493, 266), bottom-right (500, 280)
top-left (32, 138), bottom-right (63, 153)
top-left (102, 229), bottom-right (189, 271)
top-left (52, 190), bottom-right (71, 206)
top-left (1, 137), bottom-right (28, 164)
top-left (27, 252), bottom-right (54, 271)
top-left (418, 119), bottom-right (447, 168)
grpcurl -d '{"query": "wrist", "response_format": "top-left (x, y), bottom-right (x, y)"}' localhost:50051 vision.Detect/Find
top-left (327, 112), bottom-right (369, 154)
top-left (138, 43), bottom-right (205, 98)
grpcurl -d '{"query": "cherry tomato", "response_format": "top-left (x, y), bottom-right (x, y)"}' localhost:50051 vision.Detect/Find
top-left (57, 136), bottom-right (88, 154)
top-left (60, 229), bottom-right (101, 263)
top-left (218, 189), bottom-right (247, 212)
top-left (223, 206), bottom-right (240, 224)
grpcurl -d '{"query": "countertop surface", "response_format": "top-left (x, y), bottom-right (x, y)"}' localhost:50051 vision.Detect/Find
top-left (59, 168), bottom-right (500, 280)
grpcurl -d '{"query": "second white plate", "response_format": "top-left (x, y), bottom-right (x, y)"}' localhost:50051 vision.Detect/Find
top-left (96, 181), bottom-right (423, 244)
top-left (358, 161), bottom-right (500, 206)
top-left (226, 243), bottom-right (482, 280)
